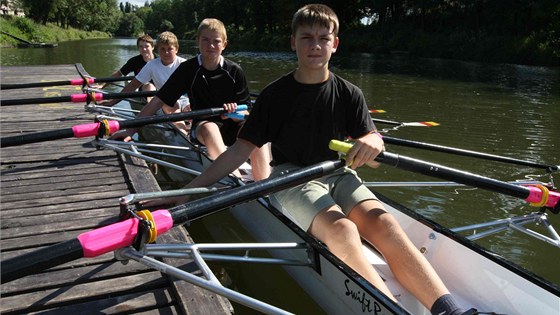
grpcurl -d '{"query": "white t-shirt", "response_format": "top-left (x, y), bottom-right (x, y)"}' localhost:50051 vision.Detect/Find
top-left (135, 56), bottom-right (186, 89)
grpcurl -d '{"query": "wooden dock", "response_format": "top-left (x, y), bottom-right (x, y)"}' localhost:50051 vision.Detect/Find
top-left (0, 64), bottom-right (233, 314)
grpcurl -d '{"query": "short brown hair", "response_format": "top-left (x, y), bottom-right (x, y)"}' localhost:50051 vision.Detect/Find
top-left (197, 18), bottom-right (227, 41)
top-left (136, 34), bottom-right (154, 47)
top-left (291, 4), bottom-right (339, 36)
top-left (156, 31), bottom-right (179, 50)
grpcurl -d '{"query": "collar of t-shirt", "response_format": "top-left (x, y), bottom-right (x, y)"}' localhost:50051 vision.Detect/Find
top-left (197, 54), bottom-right (224, 69)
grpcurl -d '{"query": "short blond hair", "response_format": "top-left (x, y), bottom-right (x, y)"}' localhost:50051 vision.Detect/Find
top-left (156, 31), bottom-right (179, 50)
top-left (197, 18), bottom-right (227, 41)
top-left (291, 4), bottom-right (339, 36)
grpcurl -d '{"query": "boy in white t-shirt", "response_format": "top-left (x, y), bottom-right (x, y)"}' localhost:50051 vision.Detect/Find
top-left (102, 31), bottom-right (188, 116)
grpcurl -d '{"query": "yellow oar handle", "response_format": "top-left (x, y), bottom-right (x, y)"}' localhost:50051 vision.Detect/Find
top-left (329, 139), bottom-right (353, 154)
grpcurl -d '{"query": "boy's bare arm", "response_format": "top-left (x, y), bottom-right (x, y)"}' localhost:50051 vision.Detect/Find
top-left (187, 139), bottom-right (256, 188)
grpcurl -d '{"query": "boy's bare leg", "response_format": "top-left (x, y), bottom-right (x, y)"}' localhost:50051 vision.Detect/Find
top-left (162, 102), bottom-right (190, 134)
top-left (249, 142), bottom-right (271, 181)
top-left (348, 199), bottom-right (450, 310)
top-left (196, 122), bottom-right (242, 178)
top-left (309, 206), bottom-right (397, 301)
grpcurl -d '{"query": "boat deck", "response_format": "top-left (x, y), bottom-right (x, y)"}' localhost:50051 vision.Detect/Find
top-left (0, 64), bottom-right (233, 314)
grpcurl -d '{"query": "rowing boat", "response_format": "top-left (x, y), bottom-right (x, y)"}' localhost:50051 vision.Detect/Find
top-left (93, 107), bottom-right (560, 315)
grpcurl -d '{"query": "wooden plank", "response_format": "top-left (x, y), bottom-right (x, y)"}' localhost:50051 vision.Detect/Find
top-left (1, 259), bottom-right (150, 294)
top-left (2, 215), bottom-right (119, 239)
top-left (27, 289), bottom-right (180, 315)
top-left (0, 271), bottom-right (167, 313)
top-left (1, 207), bottom-right (117, 229)
top-left (0, 157), bottom-right (120, 175)
top-left (1, 187), bottom-right (129, 205)
top-left (1, 198), bottom-right (119, 218)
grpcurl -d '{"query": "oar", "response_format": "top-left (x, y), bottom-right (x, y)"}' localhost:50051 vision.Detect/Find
top-left (0, 105), bottom-right (248, 148)
top-left (0, 159), bottom-right (344, 283)
top-left (0, 90), bottom-right (157, 106)
top-left (372, 118), bottom-right (439, 127)
top-left (369, 109), bottom-right (386, 114)
top-left (0, 76), bottom-right (134, 90)
top-left (329, 140), bottom-right (560, 213)
top-left (382, 135), bottom-right (559, 172)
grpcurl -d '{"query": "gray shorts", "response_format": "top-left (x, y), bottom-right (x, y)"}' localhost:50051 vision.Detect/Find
top-left (271, 163), bottom-right (378, 231)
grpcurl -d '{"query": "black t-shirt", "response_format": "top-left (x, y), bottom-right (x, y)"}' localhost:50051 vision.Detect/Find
top-left (119, 54), bottom-right (148, 76)
top-left (239, 71), bottom-right (375, 166)
top-left (157, 55), bottom-right (250, 126)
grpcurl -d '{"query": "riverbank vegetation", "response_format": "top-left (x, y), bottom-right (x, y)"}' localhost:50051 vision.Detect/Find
top-left (4, 0), bottom-right (559, 66)
top-left (0, 16), bottom-right (109, 47)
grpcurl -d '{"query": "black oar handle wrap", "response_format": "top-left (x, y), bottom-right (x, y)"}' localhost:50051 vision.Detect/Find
top-left (170, 160), bottom-right (345, 224)
top-left (1, 238), bottom-right (83, 283)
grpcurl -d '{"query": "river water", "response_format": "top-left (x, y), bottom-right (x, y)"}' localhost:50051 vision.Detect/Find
top-left (2, 38), bottom-right (559, 314)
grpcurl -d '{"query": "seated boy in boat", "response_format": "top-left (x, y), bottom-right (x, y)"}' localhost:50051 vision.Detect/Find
top-left (171, 4), bottom-right (469, 315)
top-left (114, 19), bottom-right (271, 181)
top-left (99, 34), bottom-right (156, 91)
top-left (101, 31), bottom-right (189, 132)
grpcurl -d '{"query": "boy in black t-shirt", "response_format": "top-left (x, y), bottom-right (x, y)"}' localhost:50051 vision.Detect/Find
top-left (175, 4), bottom-right (467, 315)
top-left (101, 34), bottom-right (155, 91)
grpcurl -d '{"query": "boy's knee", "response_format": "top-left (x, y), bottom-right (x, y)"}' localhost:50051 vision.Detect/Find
top-left (330, 219), bottom-right (361, 242)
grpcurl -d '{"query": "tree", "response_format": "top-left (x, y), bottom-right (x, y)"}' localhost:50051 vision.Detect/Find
top-left (116, 12), bottom-right (144, 36)
top-left (21, 0), bottom-right (56, 25)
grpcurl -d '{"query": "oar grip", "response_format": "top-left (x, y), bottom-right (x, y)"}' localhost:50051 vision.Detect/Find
top-left (69, 78), bottom-right (94, 86)
top-left (77, 210), bottom-right (173, 257)
top-left (329, 140), bottom-right (352, 154)
top-left (72, 121), bottom-right (120, 138)
top-left (525, 186), bottom-right (560, 209)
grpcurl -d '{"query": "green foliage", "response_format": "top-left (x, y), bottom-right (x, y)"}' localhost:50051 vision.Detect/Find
top-left (116, 13), bottom-right (145, 37)
top-left (0, 16), bottom-right (109, 46)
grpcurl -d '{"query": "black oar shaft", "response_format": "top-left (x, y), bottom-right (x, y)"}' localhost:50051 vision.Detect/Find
top-left (372, 118), bottom-right (401, 126)
top-left (1, 90), bottom-right (156, 106)
top-left (2, 95), bottom-right (72, 105)
top-left (118, 107), bottom-right (235, 129)
top-left (377, 151), bottom-right (531, 200)
top-left (1, 239), bottom-right (83, 283)
top-left (170, 160), bottom-right (345, 223)
top-left (0, 76), bottom-right (134, 90)
top-left (383, 136), bottom-right (558, 171)
top-left (1, 128), bottom-right (75, 147)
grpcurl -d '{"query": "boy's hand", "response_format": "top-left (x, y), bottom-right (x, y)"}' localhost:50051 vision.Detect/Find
top-left (109, 129), bottom-right (136, 142)
top-left (346, 133), bottom-right (384, 169)
top-left (221, 102), bottom-right (238, 119)
top-left (98, 99), bottom-right (118, 107)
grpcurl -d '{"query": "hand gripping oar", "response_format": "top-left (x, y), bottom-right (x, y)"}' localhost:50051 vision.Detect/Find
top-left (0, 76), bottom-right (135, 90)
top-left (0, 159), bottom-right (344, 283)
top-left (0, 105), bottom-right (248, 148)
top-left (382, 135), bottom-right (559, 172)
top-left (0, 90), bottom-right (157, 106)
top-left (329, 140), bottom-right (560, 213)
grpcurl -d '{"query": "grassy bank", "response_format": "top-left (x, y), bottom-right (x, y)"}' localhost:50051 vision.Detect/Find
top-left (0, 16), bottom-right (110, 47)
